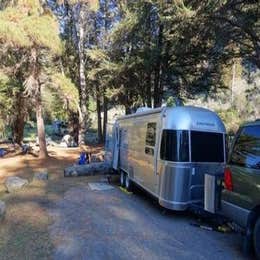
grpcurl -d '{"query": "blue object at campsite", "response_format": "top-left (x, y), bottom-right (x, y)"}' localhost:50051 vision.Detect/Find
top-left (0, 148), bottom-right (6, 157)
top-left (78, 152), bottom-right (87, 165)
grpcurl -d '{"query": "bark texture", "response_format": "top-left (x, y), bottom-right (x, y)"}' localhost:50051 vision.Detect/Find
top-left (96, 87), bottom-right (103, 143)
top-left (153, 23), bottom-right (164, 108)
top-left (29, 47), bottom-right (48, 158)
top-left (12, 93), bottom-right (26, 145)
top-left (36, 95), bottom-right (48, 158)
top-left (77, 3), bottom-right (89, 145)
top-left (102, 93), bottom-right (108, 142)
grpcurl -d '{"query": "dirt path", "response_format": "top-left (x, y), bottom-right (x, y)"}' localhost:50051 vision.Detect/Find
top-left (0, 145), bottom-right (102, 259)
top-left (48, 180), bottom-right (248, 260)
top-left (0, 146), bottom-right (252, 259)
top-left (0, 145), bottom-right (103, 182)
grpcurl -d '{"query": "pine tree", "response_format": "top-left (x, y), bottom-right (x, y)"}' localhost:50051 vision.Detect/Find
top-left (51, 0), bottom-right (99, 144)
top-left (0, 0), bottom-right (62, 158)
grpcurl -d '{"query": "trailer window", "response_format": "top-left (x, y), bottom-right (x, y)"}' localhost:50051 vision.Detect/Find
top-left (160, 130), bottom-right (189, 162)
top-left (146, 123), bottom-right (156, 146)
top-left (191, 131), bottom-right (224, 162)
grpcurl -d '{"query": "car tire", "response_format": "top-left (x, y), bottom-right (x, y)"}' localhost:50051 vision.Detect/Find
top-left (242, 231), bottom-right (253, 256)
top-left (125, 174), bottom-right (133, 191)
top-left (120, 171), bottom-right (125, 187)
top-left (253, 217), bottom-right (260, 259)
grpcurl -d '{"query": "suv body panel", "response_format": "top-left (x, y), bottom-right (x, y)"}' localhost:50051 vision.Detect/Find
top-left (221, 121), bottom-right (260, 228)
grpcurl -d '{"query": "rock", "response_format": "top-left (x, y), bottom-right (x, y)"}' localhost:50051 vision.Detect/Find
top-left (0, 200), bottom-right (6, 220)
top-left (5, 176), bottom-right (29, 193)
top-left (34, 172), bottom-right (48, 181)
top-left (71, 170), bottom-right (78, 177)
top-left (64, 162), bottom-right (111, 177)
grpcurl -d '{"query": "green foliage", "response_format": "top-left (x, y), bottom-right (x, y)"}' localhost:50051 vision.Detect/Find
top-left (50, 73), bottom-right (79, 111)
top-left (106, 0), bottom-right (259, 111)
top-left (0, 0), bottom-right (65, 147)
top-left (0, 5), bottom-right (62, 54)
top-left (0, 70), bottom-right (20, 116)
top-left (166, 96), bottom-right (175, 107)
top-left (86, 48), bottom-right (116, 85)
top-left (64, 0), bottom-right (99, 11)
top-left (166, 96), bottom-right (184, 107)
top-left (22, 15), bottom-right (62, 54)
top-left (0, 70), bottom-right (9, 85)
top-left (0, 10), bottom-right (31, 47)
top-left (0, 70), bottom-right (9, 135)
top-left (0, 0), bottom-right (259, 141)
top-left (17, 0), bottom-right (42, 12)
top-left (217, 108), bottom-right (241, 134)
top-left (42, 88), bottom-right (68, 121)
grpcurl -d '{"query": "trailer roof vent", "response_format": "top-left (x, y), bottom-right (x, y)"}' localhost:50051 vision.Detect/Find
top-left (136, 107), bottom-right (152, 113)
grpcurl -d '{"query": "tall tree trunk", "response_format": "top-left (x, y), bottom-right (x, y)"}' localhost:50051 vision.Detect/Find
top-left (102, 92), bottom-right (108, 143)
top-left (68, 111), bottom-right (79, 145)
top-left (12, 93), bottom-right (26, 145)
top-left (101, 0), bottom-right (109, 143)
top-left (146, 73), bottom-right (152, 107)
top-left (146, 3), bottom-right (152, 108)
top-left (27, 47), bottom-right (48, 158)
top-left (77, 4), bottom-right (88, 145)
top-left (96, 86), bottom-right (103, 143)
top-left (36, 93), bottom-right (48, 159)
top-left (153, 23), bottom-right (164, 108)
top-left (12, 120), bottom-right (25, 145)
top-left (125, 104), bottom-right (131, 115)
top-left (124, 90), bottom-right (132, 115)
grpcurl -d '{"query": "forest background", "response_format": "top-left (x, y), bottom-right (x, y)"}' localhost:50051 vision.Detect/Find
top-left (0, 0), bottom-right (259, 158)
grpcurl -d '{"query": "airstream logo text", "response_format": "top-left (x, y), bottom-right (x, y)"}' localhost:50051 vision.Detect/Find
top-left (196, 122), bottom-right (215, 127)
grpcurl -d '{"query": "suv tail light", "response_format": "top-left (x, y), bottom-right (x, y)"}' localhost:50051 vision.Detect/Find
top-left (224, 167), bottom-right (233, 191)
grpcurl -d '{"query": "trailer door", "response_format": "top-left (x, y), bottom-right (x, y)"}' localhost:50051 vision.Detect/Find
top-left (112, 123), bottom-right (120, 170)
top-left (143, 122), bottom-right (158, 193)
top-left (104, 123), bottom-right (114, 165)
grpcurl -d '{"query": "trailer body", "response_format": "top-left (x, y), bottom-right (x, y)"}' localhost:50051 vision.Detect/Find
top-left (108, 106), bottom-right (226, 211)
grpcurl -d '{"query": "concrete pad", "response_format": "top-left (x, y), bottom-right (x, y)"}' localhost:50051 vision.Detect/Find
top-left (88, 182), bottom-right (114, 191)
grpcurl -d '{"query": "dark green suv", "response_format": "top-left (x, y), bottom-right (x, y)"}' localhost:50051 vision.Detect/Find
top-left (221, 120), bottom-right (260, 258)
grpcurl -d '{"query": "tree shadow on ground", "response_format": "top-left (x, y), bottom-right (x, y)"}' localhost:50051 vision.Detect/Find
top-left (0, 145), bottom-right (103, 259)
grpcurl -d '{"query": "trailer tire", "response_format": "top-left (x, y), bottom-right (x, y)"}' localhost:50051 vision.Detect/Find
top-left (253, 217), bottom-right (260, 259)
top-left (120, 171), bottom-right (125, 187)
top-left (125, 174), bottom-right (133, 191)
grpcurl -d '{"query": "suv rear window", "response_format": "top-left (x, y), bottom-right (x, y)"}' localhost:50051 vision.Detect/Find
top-left (191, 131), bottom-right (224, 162)
top-left (230, 125), bottom-right (260, 169)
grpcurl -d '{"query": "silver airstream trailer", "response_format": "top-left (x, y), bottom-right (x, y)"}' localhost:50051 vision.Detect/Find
top-left (106, 106), bottom-right (226, 211)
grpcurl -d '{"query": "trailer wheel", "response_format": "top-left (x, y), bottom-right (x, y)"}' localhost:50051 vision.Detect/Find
top-left (120, 171), bottom-right (125, 187)
top-left (253, 217), bottom-right (260, 259)
top-left (125, 174), bottom-right (133, 191)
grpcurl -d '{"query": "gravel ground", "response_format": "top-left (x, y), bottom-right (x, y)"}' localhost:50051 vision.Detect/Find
top-left (48, 177), bottom-right (250, 260)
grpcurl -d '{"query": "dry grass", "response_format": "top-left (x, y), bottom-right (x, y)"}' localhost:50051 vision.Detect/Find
top-left (0, 145), bottom-right (103, 259)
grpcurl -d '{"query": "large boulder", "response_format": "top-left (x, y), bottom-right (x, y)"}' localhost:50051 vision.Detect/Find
top-left (0, 200), bottom-right (6, 220)
top-left (5, 176), bottom-right (29, 193)
top-left (34, 172), bottom-right (48, 181)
